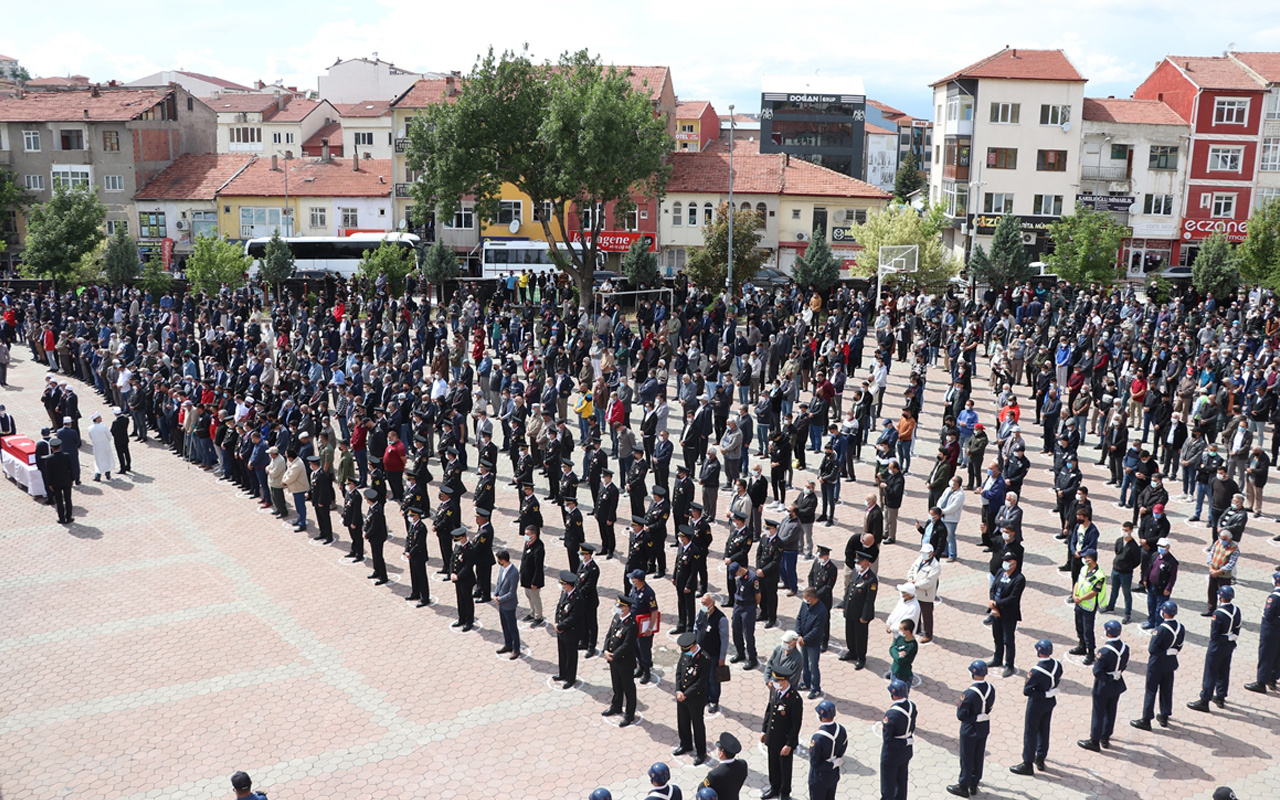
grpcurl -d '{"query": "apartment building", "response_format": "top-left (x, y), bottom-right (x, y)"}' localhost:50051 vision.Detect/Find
top-left (132, 153), bottom-right (255, 267)
top-left (204, 93), bottom-right (338, 160)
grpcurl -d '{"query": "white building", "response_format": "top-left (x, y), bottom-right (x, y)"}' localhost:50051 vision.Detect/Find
top-left (334, 100), bottom-right (394, 160)
top-left (317, 57), bottom-right (444, 104)
top-left (1080, 98), bottom-right (1190, 279)
top-left (929, 48), bottom-right (1087, 262)
top-left (126, 70), bottom-right (255, 96)
top-left (864, 123), bottom-right (899, 193)
top-left (204, 93), bottom-right (338, 160)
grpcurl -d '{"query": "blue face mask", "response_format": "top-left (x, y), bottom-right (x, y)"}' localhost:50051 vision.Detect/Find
top-left (1157, 547), bottom-right (1168, 555)
top-left (1153, 513), bottom-right (1162, 519)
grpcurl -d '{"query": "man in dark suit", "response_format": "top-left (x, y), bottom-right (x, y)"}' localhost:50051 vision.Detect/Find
top-left (595, 469), bottom-right (619, 558)
top-left (702, 733), bottom-right (747, 800)
top-left (563, 496), bottom-right (585, 572)
top-left (840, 551), bottom-right (878, 669)
top-left (363, 488), bottom-right (388, 584)
top-left (43, 438), bottom-right (75, 523)
top-left (494, 549), bottom-right (522, 659)
top-left (449, 528), bottom-right (477, 630)
top-left (653, 430), bottom-right (674, 495)
top-left (988, 555), bottom-right (1026, 677)
top-left (673, 631), bottom-right (713, 765)
top-left (308, 456), bottom-right (336, 543)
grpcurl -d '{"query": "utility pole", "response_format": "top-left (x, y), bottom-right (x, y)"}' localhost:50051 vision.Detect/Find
top-left (727, 104), bottom-right (735, 310)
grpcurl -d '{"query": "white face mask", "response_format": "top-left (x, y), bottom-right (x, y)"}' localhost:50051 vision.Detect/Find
top-left (525, 535), bottom-right (533, 543)
top-left (1001, 560), bottom-right (1014, 570)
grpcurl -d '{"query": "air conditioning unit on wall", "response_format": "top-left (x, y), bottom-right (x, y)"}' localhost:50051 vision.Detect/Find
top-left (1021, 232), bottom-right (1036, 245)
top-left (175, 221), bottom-right (189, 231)
top-left (795, 232), bottom-right (808, 241)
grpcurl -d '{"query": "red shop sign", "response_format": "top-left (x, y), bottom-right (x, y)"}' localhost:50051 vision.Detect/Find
top-left (567, 230), bottom-right (657, 253)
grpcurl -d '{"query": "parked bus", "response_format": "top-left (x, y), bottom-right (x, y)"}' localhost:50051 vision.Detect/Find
top-left (480, 239), bottom-right (600, 279)
top-left (244, 233), bottom-right (420, 278)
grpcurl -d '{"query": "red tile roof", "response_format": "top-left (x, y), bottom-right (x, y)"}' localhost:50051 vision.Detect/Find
top-left (334, 100), bottom-right (391, 117)
top-left (303, 122), bottom-right (343, 153)
top-left (676, 100), bottom-right (709, 118)
top-left (932, 48), bottom-right (1085, 86)
top-left (134, 154), bottom-right (256, 200)
top-left (0, 54), bottom-right (17, 62)
top-left (201, 93), bottom-right (280, 114)
top-left (0, 88), bottom-right (172, 122)
top-left (867, 99), bottom-right (909, 120)
top-left (1232, 52), bottom-right (1280, 83)
top-left (219, 156), bottom-right (393, 198)
top-left (668, 146), bottom-right (890, 199)
top-left (271, 98), bottom-right (323, 122)
top-left (620, 66), bottom-right (670, 100)
top-left (865, 123), bottom-right (897, 136)
top-left (176, 70), bottom-right (254, 92)
top-left (1082, 98), bottom-right (1187, 126)
top-left (27, 75), bottom-right (91, 87)
top-left (392, 78), bottom-right (462, 108)
top-left (1167, 56), bottom-right (1264, 91)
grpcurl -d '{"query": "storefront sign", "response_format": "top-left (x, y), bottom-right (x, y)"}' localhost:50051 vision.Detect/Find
top-left (830, 227), bottom-right (858, 242)
top-left (1078, 195), bottom-right (1135, 212)
top-left (969, 214), bottom-right (1057, 235)
top-left (1181, 217), bottom-right (1248, 242)
top-left (675, 131), bottom-right (699, 141)
top-left (1130, 221), bottom-right (1178, 238)
top-left (567, 230), bottom-right (656, 253)
top-left (161, 238), bottom-right (173, 268)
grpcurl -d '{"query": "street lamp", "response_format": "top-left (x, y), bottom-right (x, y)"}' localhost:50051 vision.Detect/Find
top-left (727, 104), bottom-right (735, 307)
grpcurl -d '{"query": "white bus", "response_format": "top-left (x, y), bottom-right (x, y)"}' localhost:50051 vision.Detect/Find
top-left (244, 233), bottom-right (420, 278)
top-left (480, 239), bottom-right (600, 279)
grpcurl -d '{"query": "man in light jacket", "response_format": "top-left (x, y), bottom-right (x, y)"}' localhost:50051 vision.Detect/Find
top-left (267, 446), bottom-right (289, 518)
top-left (906, 544), bottom-right (942, 642)
top-left (494, 549), bottom-right (522, 659)
top-left (282, 450), bottom-right (310, 532)
top-left (938, 476), bottom-right (965, 561)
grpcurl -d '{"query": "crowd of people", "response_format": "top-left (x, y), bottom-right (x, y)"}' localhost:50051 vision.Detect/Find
top-left (3, 270), bottom-right (1276, 800)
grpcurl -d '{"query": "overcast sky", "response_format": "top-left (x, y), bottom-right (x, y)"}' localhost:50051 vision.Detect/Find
top-left (4, 1), bottom-right (1278, 121)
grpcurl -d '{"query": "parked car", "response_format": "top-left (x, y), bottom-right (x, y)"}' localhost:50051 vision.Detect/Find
top-left (594, 270), bottom-right (632, 293)
top-left (751, 267), bottom-right (792, 288)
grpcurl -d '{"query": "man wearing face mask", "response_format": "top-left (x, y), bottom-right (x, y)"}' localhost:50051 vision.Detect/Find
top-left (907, 544), bottom-right (942, 643)
top-left (694, 594), bottom-right (730, 714)
top-left (1188, 584), bottom-right (1243, 713)
top-left (1062, 508), bottom-right (1100, 587)
top-left (1069, 550), bottom-right (1106, 665)
top-left (808, 545), bottom-right (838, 651)
top-left (988, 555), bottom-right (1025, 678)
top-left (673, 631), bottom-right (712, 765)
top-left (1203, 528), bottom-right (1239, 616)
top-left (978, 461), bottom-right (1006, 541)
top-left (1134, 470), bottom-right (1169, 529)
top-left (601, 594), bottom-right (638, 726)
top-left (760, 670), bottom-right (803, 800)
top-left (1078, 619), bottom-right (1128, 752)
top-left (1103, 521), bottom-right (1141, 624)
top-left (1219, 493), bottom-right (1248, 544)
top-left (552, 571), bottom-right (583, 689)
top-left (1244, 570), bottom-right (1280, 694)
top-left (1140, 538), bottom-right (1178, 630)
top-left (1131, 600), bottom-right (1185, 731)
top-left (1190, 442), bottom-right (1224, 523)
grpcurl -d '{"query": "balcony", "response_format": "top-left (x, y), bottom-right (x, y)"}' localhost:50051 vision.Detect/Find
top-left (1081, 165), bottom-right (1131, 182)
top-left (394, 183), bottom-right (414, 198)
top-left (942, 164), bottom-right (970, 181)
top-left (394, 137), bottom-right (410, 154)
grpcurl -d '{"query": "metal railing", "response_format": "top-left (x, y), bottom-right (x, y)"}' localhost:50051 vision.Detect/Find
top-left (1082, 165), bottom-right (1130, 181)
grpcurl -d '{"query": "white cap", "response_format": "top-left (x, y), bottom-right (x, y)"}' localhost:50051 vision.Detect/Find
top-left (897, 583), bottom-right (917, 595)
top-left (112, 406), bottom-right (123, 415)
top-left (1156, 537), bottom-right (1171, 548)
top-left (62, 416), bottom-right (72, 423)
top-left (920, 543), bottom-right (935, 555)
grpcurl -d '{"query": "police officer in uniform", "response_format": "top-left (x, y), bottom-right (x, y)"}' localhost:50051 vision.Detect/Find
top-left (673, 464), bottom-right (695, 530)
top-left (1188, 584), bottom-right (1243, 712)
top-left (728, 562), bottom-right (760, 670)
top-left (672, 526), bottom-right (703, 633)
top-left (342, 477), bottom-right (364, 562)
top-left (625, 516), bottom-right (649, 592)
top-left (404, 506), bottom-right (431, 606)
top-left (807, 699), bottom-right (847, 800)
top-left (474, 459), bottom-right (497, 517)
top-left (518, 480), bottom-right (543, 536)
top-left (364, 487), bottom-right (388, 584)
top-left (433, 486), bottom-right (460, 575)
top-left (948, 660), bottom-right (994, 797)
top-left (1245, 570), bottom-right (1280, 693)
top-left (880, 678), bottom-right (917, 800)
top-left (602, 594), bottom-right (639, 726)
top-left (629, 450), bottom-right (651, 519)
top-left (596, 469), bottom-right (620, 559)
top-left (577, 543), bottom-right (601, 657)
top-left (644, 762), bottom-right (682, 800)
top-left (646, 485), bottom-right (671, 578)
top-left (564, 495), bottom-right (586, 573)
top-left (757, 519), bottom-right (783, 628)
top-left (723, 510), bottom-right (752, 608)
top-left (1079, 619), bottom-right (1128, 751)
top-left (402, 470), bottom-right (427, 536)
top-left (673, 631), bottom-right (712, 765)
top-left (695, 593), bottom-right (729, 714)
top-left (690, 502), bottom-right (713, 595)
top-left (702, 733), bottom-right (746, 800)
top-left (449, 527), bottom-right (476, 629)
top-left (1069, 549), bottom-right (1106, 665)
top-left (808, 545), bottom-right (837, 650)
top-left (631, 569), bottom-right (659, 684)
top-left (587, 437), bottom-right (608, 506)
top-left (553, 570), bottom-right (584, 689)
top-left (761, 669), bottom-right (803, 800)
top-left (1131, 600), bottom-right (1185, 730)
top-left (472, 508), bottom-right (496, 602)
top-left (839, 551), bottom-right (877, 669)
top-left (1010, 639), bottom-right (1062, 775)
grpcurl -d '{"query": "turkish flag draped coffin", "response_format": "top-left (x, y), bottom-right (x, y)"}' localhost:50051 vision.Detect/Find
top-left (1, 435), bottom-right (37, 466)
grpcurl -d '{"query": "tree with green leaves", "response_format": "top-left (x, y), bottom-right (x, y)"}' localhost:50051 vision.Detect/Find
top-left (258, 230), bottom-right (295, 298)
top-left (102, 224), bottom-right (140, 286)
top-left (0, 167), bottom-right (34, 230)
top-left (1044, 203), bottom-right (1128, 285)
top-left (185, 233), bottom-right (249, 294)
top-left (969, 212), bottom-right (1031, 286)
top-left (18, 183), bottom-right (107, 286)
top-left (420, 240), bottom-right (460, 302)
top-left (619, 236), bottom-right (660, 288)
top-left (893, 151), bottom-right (924, 204)
top-left (137, 252), bottom-right (174, 297)
top-left (1237, 196), bottom-right (1280, 289)
top-left (791, 227), bottom-right (841, 292)
top-left (404, 47), bottom-right (672, 306)
top-left (684, 204), bottom-right (771, 292)
top-left (359, 240), bottom-right (417, 296)
top-left (1191, 232), bottom-right (1240, 300)
top-left (850, 203), bottom-right (960, 288)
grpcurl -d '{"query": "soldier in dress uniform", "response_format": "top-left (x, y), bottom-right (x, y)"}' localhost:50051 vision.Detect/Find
top-left (673, 464), bottom-right (695, 529)
top-left (672, 526), bottom-right (703, 633)
top-left (625, 516), bottom-right (649, 592)
top-left (577, 543), bottom-right (601, 657)
top-left (602, 593), bottom-right (639, 726)
top-left (729, 562), bottom-right (761, 670)
top-left (477, 431), bottom-right (498, 474)
top-left (880, 678), bottom-right (917, 800)
top-left (554, 570), bottom-right (584, 689)
top-left (513, 442), bottom-right (534, 487)
top-left (629, 450), bottom-right (651, 519)
top-left (1188, 584), bottom-right (1243, 713)
top-left (368, 459), bottom-right (387, 504)
top-left (402, 471), bottom-right (426, 535)
top-left (723, 510), bottom-right (751, 609)
top-left (808, 545), bottom-right (837, 650)
top-left (1010, 639), bottom-right (1062, 775)
top-left (518, 480), bottom-right (543, 536)
top-left (404, 506), bottom-right (431, 606)
top-left (444, 447), bottom-right (466, 499)
top-left (363, 487), bottom-right (388, 584)
top-left (560, 458), bottom-right (579, 508)
top-left (473, 459), bottom-right (496, 516)
top-left (449, 527), bottom-right (476, 629)
top-left (840, 551), bottom-right (877, 669)
top-left (472, 508), bottom-right (496, 603)
top-left (596, 469), bottom-right (620, 559)
top-left (757, 519), bottom-right (783, 629)
top-left (630, 569), bottom-right (660, 684)
top-left (1245, 570), bottom-right (1280, 693)
top-left (760, 669), bottom-right (803, 800)
top-left (646, 485), bottom-right (671, 578)
top-left (342, 477), bottom-right (364, 562)
top-left (587, 437), bottom-right (608, 506)
top-left (1131, 600), bottom-right (1185, 730)
top-left (433, 486), bottom-right (460, 575)
top-left (948, 660), bottom-right (995, 797)
top-left (673, 631), bottom-right (713, 765)
top-left (1079, 619), bottom-right (1128, 751)
top-left (808, 699), bottom-right (847, 800)
top-left (563, 495), bottom-right (586, 572)
top-left (702, 733), bottom-right (746, 800)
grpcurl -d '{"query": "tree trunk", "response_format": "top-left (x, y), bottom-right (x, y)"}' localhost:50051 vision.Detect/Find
top-left (570, 266), bottom-right (593, 313)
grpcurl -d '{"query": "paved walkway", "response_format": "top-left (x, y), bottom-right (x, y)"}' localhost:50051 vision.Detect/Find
top-left (1, 347), bottom-right (1277, 800)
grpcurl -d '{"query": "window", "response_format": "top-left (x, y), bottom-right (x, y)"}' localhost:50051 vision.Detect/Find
top-left (1261, 138), bottom-right (1280, 172)
top-left (1213, 98), bottom-right (1249, 125)
top-left (1143, 194), bottom-right (1175, 215)
top-left (272, 132), bottom-right (282, 144)
top-left (756, 202), bottom-right (768, 227)
top-left (680, 124), bottom-right (694, 134)
top-left (1036, 149), bottom-right (1067, 171)
top-left (104, 175), bottom-right (124, 192)
top-left (942, 181), bottom-right (968, 217)
top-left (1110, 144), bottom-right (1130, 161)
top-left (23, 130), bottom-right (40, 152)
top-left (945, 95), bottom-right (973, 122)
top-left (532, 201), bottom-right (555, 223)
top-left (578, 203), bottom-right (603, 230)
top-left (138, 211), bottom-right (167, 238)
top-left (102, 131), bottom-right (119, 152)
top-left (989, 102), bottom-right (1020, 124)
top-left (1148, 145), bottom-right (1178, 170)
top-left (51, 167), bottom-right (90, 187)
top-left (191, 210), bottom-right (217, 238)
top-left (496, 200), bottom-right (522, 225)
top-left (791, 208), bottom-right (801, 220)
top-left (703, 203), bottom-right (713, 225)
top-left (1257, 187), bottom-right (1280, 210)
top-left (983, 192), bottom-right (1014, 214)
top-left (309, 207), bottom-right (327, 229)
top-left (1033, 194), bottom-right (1063, 216)
top-left (689, 204), bottom-right (699, 226)
top-left (665, 248), bottom-right (686, 270)
top-left (1039, 104), bottom-right (1070, 126)
top-left (1207, 146), bottom-right (1243, 172)
top-left (853, 209), bottom-right (867, 224)
top-left (239, 207), bottom-right (289, 237)
top-left (671, 201), bottom-right (682, 226)
top-left (1268, 90), bottom-right (1280, 120)
top-left (59, 130), bottom-right (85, 150)
top-left (24, 174), bottom-right (45, 190)
top-left (986, 147), bottom-right (1017, 169)
top-left (340, 208), bottom-right (358, 229)
top-left (285, 132), bottom-right (295, 144)
top-left (1212, 193), bottom-right (1236, 219)
top-left (106, 219), bottom-right (127, 235)
top-left (229, 127), bottom-right (262, 148)
top-left (445, 205), bottom-right (474, 229)
top-left (622, 209), bottom-right (639, 231)
top-left (354, 132), bottom-right (374, 147)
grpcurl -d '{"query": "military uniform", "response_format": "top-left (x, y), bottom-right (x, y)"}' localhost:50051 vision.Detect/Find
top-left (1088, 638), bottom-right (1128, 744)
top-left (563, 500), bottom-right (585, 573)
top-left (364, 492), bottom-right (388, 583)
top-left (625, 519), bottom-right (649, 592)
top-left (808, 553), bottom-right (838, 649)
top-left (956, 679), bottom-right (995, 795)
top-left (842, 566), bottom-right (878, 667)
top-left (433, 493), bottom-right (460, 574)
top-left (1248, 584), bottom-right (1280, 691)
top-left (672, 533), bottom-right (703, 632)
top-left (691, 512), bottom-right (713, 594)
top-left (673, 471), bottom-right (695, 531)
top-left (518, 489), bottom-right (543, 534)
top-left (674, 637), bottom-right (712, 761)
top-left (473, 466), bottom-right (496, 513)
top-left (577, 549), bottom-right (601, 654)
top-left (730, 567), bottom-right (760, 666)
top-left (756, 531), bottom-right (783, 626)
top-left (554, 574), bottom-right (584, 686)
top-left (342, 485), bottom-right (364, 560)
top-left (603, 600), bottom-right (639, 722)
top-left (808, 719), bottom-right (848, 800)
top-left (1197, 602), bottom-right (1242, 705)
top-left (472, 518), bottom-right (495, 602)
top-left (645, 491), bottom-right (670, 577)
top-left (405, 512), bottom-right (431, 605)
top-left (881, 696), bottom-right (917, 800)
top-left (702, 736), bottom-right (747, 800)
top-left (629, 458), bottom-right (650, 519)
top-left (723, 519), bottom-right (751, 609)
top-left (595, 477), bottom-right (620, 558)
top-left (450, 531), bottom-right (476, 627)
top-left (1137, 615), bottom-right (1184, 724)
top-left (762, 682), bottom-right (804, 799)
top-left (631, 578), bottom-right (659, 682)
top-left (1020, 656), bottom-right (1062, 768)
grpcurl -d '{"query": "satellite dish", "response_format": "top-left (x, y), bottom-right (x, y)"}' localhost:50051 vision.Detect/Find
top-left (507, 219), bottom-right (520, 234)
top-left (1061, 122), bottom-right (1072, 133)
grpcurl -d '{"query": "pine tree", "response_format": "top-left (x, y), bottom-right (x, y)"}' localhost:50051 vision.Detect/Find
top-left (1191, 232), bottom-right (1240, 300)
top-left (619, 235), bottom-right (660, 288)
top-left (970, 213), bottom-right (1030, 286)
top-left (791, 227), bottom-right (841, 291)
top-left (102, 224), bottom-right (140, 286)
top-left (258, 230), bottom-right (295, 298)
top-left (893, 151), bottom-right (924, 203)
